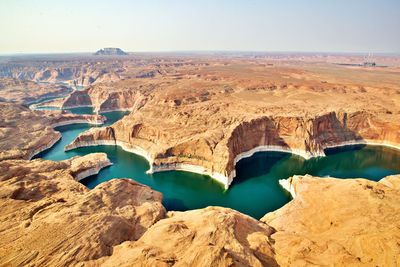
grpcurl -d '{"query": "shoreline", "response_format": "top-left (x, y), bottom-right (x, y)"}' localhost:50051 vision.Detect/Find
top-left (98, 108), bottom-right (132, 114)
top-left (28, 133), bottom-right (62, 160)
top-left (63, 137), bottom-right (400, 189)
top-left (233, 145), bottom-right (322, 165)
top-left (322, 139), bottom-right (400, 152)
top-left (61, 105), bottom-right (132, 114)
top-left (278, 173), bottom-right (398, 199)
top-left (28, 118), bottom-right (105, 160)
top-left (278, 177), bottom-right (297, 198)
top-left (64, 139), bottom-right (231, 189)
top-left (74, 159), bottom-right (113, 181)
top-left (51, 119), bottom-right (104, 128)
top-left (149, 163), bottom-right (229, 189)
top-left (65, 140), bottom-right (154, 164)
top-left (62, 104), bottom-right (93, 109)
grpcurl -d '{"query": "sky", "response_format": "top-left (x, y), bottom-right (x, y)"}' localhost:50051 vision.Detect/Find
top-left (0, 0), bottom-right (399, 54)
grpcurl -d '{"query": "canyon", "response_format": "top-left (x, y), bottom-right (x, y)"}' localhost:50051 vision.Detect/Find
top-left (0, 102), bottom-right (105, 161)
top-left (61, 57), bottom-right (400, 188)
top-left (0, 77), bottom-right (72, 104)
top-left (0, 52), bottom-right (399, 266)
top-left (0, 155), bottom-right (398, 266)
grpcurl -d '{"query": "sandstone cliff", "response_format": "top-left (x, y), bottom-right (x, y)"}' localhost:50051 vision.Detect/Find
top-left (1, 55), bottom-right (400, 265)
top-left (67, 109), bottom-right (400, 188)
top-left (0, 102), bottom-right (106, 161)
top-left (59, 58), bottom-right (400, 188)
top-left (89, 175), bottom-right (400, 267)
top-left (60, 84), bottom-right (148, 113)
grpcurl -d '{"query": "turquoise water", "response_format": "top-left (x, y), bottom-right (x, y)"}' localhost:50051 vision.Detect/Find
top-left (34, 106), bottom-right (61, 111)
top-left (36, 107), bottom-right (400, 219)
top-left (27, 94), bottom-right (69, 106)
top-left (35, 107), bottom-right (127, 160)
top-left (29, 83), bottom-right (84, 110)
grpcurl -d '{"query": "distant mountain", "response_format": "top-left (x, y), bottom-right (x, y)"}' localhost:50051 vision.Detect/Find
top-left (94, 48), bottom-right (128, 56)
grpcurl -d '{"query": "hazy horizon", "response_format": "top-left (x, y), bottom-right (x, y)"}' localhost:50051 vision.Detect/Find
top-left (1, 50), bottom-right (400, 57)
top-left (1, 0), bottom-right (399, 54)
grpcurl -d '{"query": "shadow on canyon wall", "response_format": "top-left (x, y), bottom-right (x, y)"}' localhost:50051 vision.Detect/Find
top-left (231, 112), bottom-right (372, 185)
top-left (311, 111), bottom-right (366, 148)
top-left (63, 90), bottom-right (92, 107)
top-left (233, 152), bottom-right (294, 185)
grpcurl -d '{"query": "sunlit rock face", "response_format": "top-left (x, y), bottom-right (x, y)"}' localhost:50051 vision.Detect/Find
top-left (66, 102), bottom-right (400, 188)
top-left (261, 175), bottom-right (400, 266)
top-left (91, 207), bottom-right (278, 267)
top-left (0, 156), bottom-right (166, 266)
top-left (0, 161), bottom-right (399, 266)
top-left (61, 85), bottom-right (148, 113)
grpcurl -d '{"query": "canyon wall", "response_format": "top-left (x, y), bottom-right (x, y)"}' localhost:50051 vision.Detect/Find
top-left (66, 110), bottom-right (400, 188)
top-left (1, 156), bottom-right (398, 266)
top-left (0, 102), bottom-right (105, 161)
top-left (55, 85), bottom-right (149, 113)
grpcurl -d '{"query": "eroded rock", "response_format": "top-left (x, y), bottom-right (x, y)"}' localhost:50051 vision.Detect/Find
top-left (0, 156), bottom-right (165, 266)
top-left (261, 175), bottom-right (400, 266)
top-left (89, 207), bottom-right (278, 267)
top-left (0, 102), bottom-right (105, 161)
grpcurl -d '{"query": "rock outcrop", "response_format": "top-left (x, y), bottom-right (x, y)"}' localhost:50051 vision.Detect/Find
top-left (0, 78), bottom-right (72, 104)
top-left (91, 207), bottom-right (278, 267)
top-left (88, 174), bottom-right (400, 266)
top-left (60, 84), bottom-right (149, 113)
top-left (37, 78), bottom-right (159, 113)
top-left (94, 48), bottom-right (128, 56)
top-left (67, 153), bottom-right (112, 181)
top-left (1, 54), bottom-right (400, 266)
top-left (261, 175), bottom-right (400, 266)
top-left (0, 156), bottom-right (165, 266)
top-left (0, 102), bottom-right (106, 161)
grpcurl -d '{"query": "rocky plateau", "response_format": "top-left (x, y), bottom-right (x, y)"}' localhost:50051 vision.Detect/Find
top-left (64, 58), bottom-right (400, 188)
top-left (0, 53), bottom-right (399, 266)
